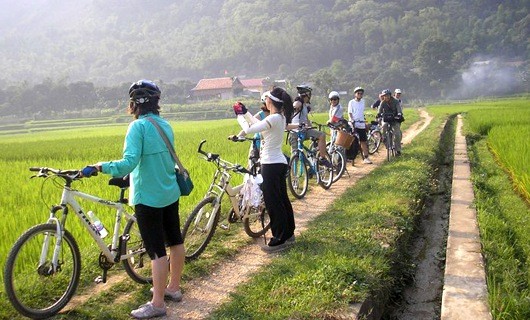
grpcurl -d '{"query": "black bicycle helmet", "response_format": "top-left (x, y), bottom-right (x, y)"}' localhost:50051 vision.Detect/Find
top-left (129, 79), bottom-right (161, 104)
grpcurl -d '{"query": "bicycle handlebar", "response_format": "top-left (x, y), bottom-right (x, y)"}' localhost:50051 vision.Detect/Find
top-left (227, 135), bottom-right (258, 143)
top-left (30, 167), bottom-right (81, 178)
top-left (197, 140), bottom-right (252, 175)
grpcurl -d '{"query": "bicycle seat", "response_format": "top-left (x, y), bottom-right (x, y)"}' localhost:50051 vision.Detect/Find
top-left (109, 176), bottom-right (130, 188)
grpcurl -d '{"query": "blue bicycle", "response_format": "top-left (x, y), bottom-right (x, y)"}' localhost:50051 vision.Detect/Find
top-left (287, 124), bottom-right (333, 199)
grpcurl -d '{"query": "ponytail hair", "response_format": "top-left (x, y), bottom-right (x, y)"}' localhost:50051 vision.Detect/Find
top-left (269, 87), bottom-right (294, 124)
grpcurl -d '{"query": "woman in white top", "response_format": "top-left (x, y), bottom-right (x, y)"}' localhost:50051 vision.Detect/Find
top-left (327, 91), bottom-right (345, 143)
top-left (236, 87), bottom-right (295, 252)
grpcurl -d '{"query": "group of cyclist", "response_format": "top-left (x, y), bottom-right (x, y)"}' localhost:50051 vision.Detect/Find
top-left (326, 86), bottom-right (405, 160)
top-left (233, 83), bottom-right (406, 253)
top-left (287, 85), bottom-right (405, 167)
top-left (76, 80), bottom-right (405, 319)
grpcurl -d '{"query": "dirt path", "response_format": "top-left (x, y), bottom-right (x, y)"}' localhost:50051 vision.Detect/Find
top-left (168, 110), bottom-right (434, 319)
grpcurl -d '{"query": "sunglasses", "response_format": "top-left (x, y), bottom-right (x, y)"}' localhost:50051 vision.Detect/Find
top-left (330, 98), bottom-right (339, 101)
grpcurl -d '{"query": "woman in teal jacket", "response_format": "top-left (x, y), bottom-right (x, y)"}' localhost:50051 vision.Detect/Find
top-left (82, 80), bottom-right (184, 319)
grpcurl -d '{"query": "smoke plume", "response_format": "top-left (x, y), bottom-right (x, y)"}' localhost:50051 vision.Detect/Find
top-left (450, 57), bottom-right (525, 99)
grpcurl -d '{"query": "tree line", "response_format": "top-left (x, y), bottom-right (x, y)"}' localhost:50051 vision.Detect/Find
top-left (0, 0), bottom-right (528, 118)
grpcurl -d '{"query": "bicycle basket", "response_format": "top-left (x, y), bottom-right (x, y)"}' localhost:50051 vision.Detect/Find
top-left (335, 131), bottom-right (354, 149)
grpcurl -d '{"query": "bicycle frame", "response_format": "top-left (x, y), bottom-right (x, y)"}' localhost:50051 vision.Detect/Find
top-left (200, 164), bottom-right (244, 230)
top-left (45, 181), bottom-right (136, 271)
top-left (293, 130), bottom-right (318, 178)
top-left (193, 139), bottom-right (260, 230)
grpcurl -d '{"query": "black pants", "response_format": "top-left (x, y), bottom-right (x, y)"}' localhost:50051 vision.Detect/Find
top-left (261, 163), bottom-right (295, 242)
top-left (135, 200), bottom-right (183, 260)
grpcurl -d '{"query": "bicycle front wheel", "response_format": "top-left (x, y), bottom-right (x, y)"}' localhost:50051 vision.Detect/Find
top-left (182, 196), bottom-right (221, 261)
top-left (123, 217), bottom-right (153, 284)
top-left (386, 131), bottom-right (394, 161)
top-left (288, 154), bottom-right (309, 199)
top-left (243, 202), bottom-right (271, 238)
top-left (317, 157), bottom-right (333, 190)
top-left (4, 223), bottom-right (81, 319)
top-left (327, 143), bottom-right (346, 183)
top-left (368, 131), bottom-right (382, 154)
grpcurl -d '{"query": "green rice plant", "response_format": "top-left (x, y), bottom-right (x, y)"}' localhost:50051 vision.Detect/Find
top-left (487, 125), bottom-right (530, 202)
top-left (465, 101), bottom-right (530, 135)
top-left (469, 138), bottom-right (530, 319)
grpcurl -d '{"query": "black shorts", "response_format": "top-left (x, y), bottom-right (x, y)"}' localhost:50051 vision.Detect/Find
top-left (135, 201), bottom-right (183, 260)
top-left (354, 127), bottom-right (368, 142)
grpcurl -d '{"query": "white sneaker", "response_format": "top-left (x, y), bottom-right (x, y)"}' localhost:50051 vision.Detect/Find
top-left (130, 302), bottom-right (166, 319)
top-left (150, 287), bottom-right (183, 302)
top-left (363, 158), bottom-right (372, 164)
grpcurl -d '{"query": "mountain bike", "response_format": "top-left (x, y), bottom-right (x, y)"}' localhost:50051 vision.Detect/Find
top-left (4, 168), bottom-right (150, 319)
top-left (287, 124), bottom-right (333, 199)
top-left (182, 139), bottom-right (270, 260)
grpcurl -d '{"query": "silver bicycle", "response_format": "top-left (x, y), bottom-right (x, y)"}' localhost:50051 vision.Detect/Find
top-left (182, 139), bottom-right (270, 261)
top-left (3, 167), bottom-right (150, 319)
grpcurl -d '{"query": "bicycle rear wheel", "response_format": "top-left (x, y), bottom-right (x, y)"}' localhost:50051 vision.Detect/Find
top-left (123, 217), bottom-right (153, 284)
top-left (288, 154), bottom-right (309, 199)
top-left (4, 223), bottom-right (81, 319)
top-left (243, 201), bottom-right (271, 238)
top-left (368, 131), bottom-right (382, 154)
top-left (317, 157), bottom-right (333, 189)
top-left (182, 196), bottom-right (220, 261)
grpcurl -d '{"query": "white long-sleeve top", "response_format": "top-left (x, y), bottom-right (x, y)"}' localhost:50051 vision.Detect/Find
top-left (241, 113), bottom-right (287, 164)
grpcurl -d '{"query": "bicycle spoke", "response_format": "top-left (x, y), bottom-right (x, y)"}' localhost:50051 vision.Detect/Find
top-left (5, 224), bottom-right (81, 319)
top-left (288, 155), bottom-right (308, 199)
top-left (182, 196), bottom-right (220, 260)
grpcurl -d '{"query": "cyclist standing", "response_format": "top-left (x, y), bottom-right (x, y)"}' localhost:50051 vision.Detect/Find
top-left (394, 88), bottom-right (403, 104)
top-left (235, 87), bottom-right (295, 253)
top-left (327, 91), bottom-right (344, 125)
top-left (289, 84), bottom-right (331, 166)
top-left (377, 89), bottom-right (403, 155)
top-left (81, 80), bottom-right (185, 319)
top-left (347, 86), bottom-right (372, 164)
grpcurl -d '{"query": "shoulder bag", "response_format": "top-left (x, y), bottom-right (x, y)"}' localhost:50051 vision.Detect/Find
top-left (146, 117), bottom-right (194, 196)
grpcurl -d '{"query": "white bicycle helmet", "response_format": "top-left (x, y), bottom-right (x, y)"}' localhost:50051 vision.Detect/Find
top-left (353, 86), bottom-right (364, 93)
top-left (261, 91), bottom-right (270, 104)
top-left (394, 88), bottom-right (402, 94)
top-left (328, 91), bottom-right (340, 100)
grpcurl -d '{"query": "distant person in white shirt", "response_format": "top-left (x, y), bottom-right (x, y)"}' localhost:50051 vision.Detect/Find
top-left (347, 86), bottom-right (372, 164)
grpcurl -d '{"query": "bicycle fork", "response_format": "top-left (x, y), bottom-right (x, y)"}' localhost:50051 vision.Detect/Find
top-left (39, 205), bottom-right (67, 275)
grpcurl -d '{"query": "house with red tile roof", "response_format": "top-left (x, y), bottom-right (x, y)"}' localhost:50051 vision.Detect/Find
top-left (190, 77), bottom-right (269, 100)
top-left (240, 78), bottom-right (268, 94)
